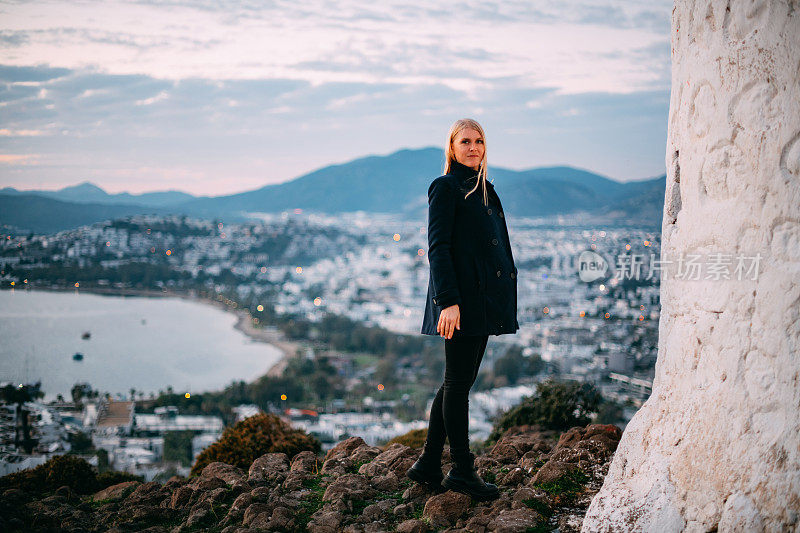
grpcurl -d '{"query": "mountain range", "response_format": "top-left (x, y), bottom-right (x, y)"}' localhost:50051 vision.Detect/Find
top-left (0, 147), bottom-right (666, 234)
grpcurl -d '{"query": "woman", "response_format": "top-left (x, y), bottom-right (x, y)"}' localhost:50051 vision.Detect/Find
top-left (407, 118), bottom-right (519, 501)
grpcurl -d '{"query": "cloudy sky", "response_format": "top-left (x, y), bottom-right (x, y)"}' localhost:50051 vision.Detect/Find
top-left (1, 0), bottom-right (672, 196)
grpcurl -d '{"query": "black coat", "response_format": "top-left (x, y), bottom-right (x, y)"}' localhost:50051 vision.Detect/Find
top-left (421, 160), bottom-right (519, 337)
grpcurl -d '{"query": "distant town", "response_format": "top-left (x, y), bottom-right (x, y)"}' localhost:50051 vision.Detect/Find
top-left (1, 211), bottom-right (659, 480)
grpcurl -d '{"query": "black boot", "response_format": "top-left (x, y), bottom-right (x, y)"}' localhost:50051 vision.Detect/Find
top-left (442, 451), bottom-right (499, 501)
top-left (406, 443), bottom-right (444, 491)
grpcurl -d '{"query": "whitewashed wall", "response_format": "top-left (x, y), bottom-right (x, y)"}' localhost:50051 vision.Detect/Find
top-left (582, 1), bottom-right (800, 531)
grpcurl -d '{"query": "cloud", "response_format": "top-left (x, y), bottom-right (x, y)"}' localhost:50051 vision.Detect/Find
top-left (0, 0), bottom-right (671, 95)
top-left (0, 154), bottom-right (39, 164)
top-left (0, 129), bottom-right (47, 136)
top-left (0, 1), bottom-right (672, 193)
top-left (0, 65), bottom-right (72, 83)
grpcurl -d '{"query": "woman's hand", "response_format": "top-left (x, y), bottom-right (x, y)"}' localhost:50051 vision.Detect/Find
top-left (437, 304), bottom-right (461, 339)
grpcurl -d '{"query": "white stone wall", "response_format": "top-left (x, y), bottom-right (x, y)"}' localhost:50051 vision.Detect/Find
top-left (582, 1), bottom-right (800, 531)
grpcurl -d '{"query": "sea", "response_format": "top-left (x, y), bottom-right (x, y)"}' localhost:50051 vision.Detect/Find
top-left (0, 289), bottom-right (282, 401)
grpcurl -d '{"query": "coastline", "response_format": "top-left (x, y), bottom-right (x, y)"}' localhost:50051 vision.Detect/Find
top-left (3, 286), bottom-right (297, 379)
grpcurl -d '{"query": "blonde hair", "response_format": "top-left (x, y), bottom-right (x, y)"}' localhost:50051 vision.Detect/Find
top-left (444, 118), bottom-right (489, 205)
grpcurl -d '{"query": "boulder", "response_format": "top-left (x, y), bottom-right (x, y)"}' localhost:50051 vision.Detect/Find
top-left (531, 460), bottom-right (579, 486)
top-left (359, 443), bottom-right (416, 478)
top-left (248, 452), bottom-right (290, 486)
top-left (92, 481), bottom-right (140, 502)
top-left (395, 518), bottom-right (429, 533)
top-left (200, 462), bottom-right (247, 485)
top-left (322, 473), bottom-right (375, 503)
top-left (487, 508), bottom-right (543, 533)
top-left (290, 450), bottom-right (320, 474)
top-left (422, 490), bottom-right (471, 528)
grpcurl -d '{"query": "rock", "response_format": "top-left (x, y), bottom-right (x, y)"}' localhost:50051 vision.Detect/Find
top-left (169, 485), bottom-right (195, 509)
top-left (370, 471), bottom-right (400, 492)
top-left (124, 482), bottom-right (170, 507)
top-left (466, 513), bottom-right (492, 532)
top-left (269, 506), bottom-right (294, 529)
top-left (322, 438), bottom-right (380, 476)
top-left (422, 490), bottom-right (471, 528)
top-left (322, 473), bottom-right (375, 503)
top-left (511, 487), bottom-right (541, 509)
top-left (359, 443), bottom-right (417, 478)
top-left (201, 462), bottom-right (247, 485)
top-left (364, 522), bottom-right (390, 533)
top-left (361, 499), bottom-right (394, 522)
top-left (199, 486), bottom-right (229, 505)
top-left (282, 472), bottom-right (305, 491)
top-left (555, 427), bottom-right (584, 449)
top-left (164, 475), bottom-right (184, 489)
top-left (290, 450), bottom-right (320, 474)
top-left (193, 476), bottom-right (227, 492)
top-left (92, 481), bottom-right (140, 502)
top-left (185, 506), bottom-right (211, 528)
top-left (324, 436), bottom-right (368, 463)
top-left (393, 502), bottom-right (413, 519)
top-left (489, 491), bottom-right (514, 514)
top-left (487, 508), bottom-right (543, 532)
top-left (474, 455), bottom-right (500, 470)
top-left (489, 426), bottom-right (548, 465)
top-left (519, 451), bottom-right (545, 474)
top-left (242, 502), bottom-right (272, 527)
top-left (350, 443), bottom-right (382, 464)
top-left (395, 518), bottom-right (429, 533)
top-left (248, 452), bottom-right (290, 486)
top-left (248, 510), bottom-right (273, 530)
top-left (307, 510), bottom-right (343, 533)
top-left (531, 460), bottom-right (578, 486)
top-left (401, 482), bottom-right (433, 505)
top-left (250, 486), bottom-right (272, 501)
top-left (226, 480), bottom-right (250, 502)
top-left (498, 467), bottom-right (526, 487)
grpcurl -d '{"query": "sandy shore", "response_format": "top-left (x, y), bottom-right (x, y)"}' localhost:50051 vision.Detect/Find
top-left (12, 285), bottom-right (297, 378)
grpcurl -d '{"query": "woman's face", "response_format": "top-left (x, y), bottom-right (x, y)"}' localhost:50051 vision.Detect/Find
top-left (452, 128), bottom-right (485, 170)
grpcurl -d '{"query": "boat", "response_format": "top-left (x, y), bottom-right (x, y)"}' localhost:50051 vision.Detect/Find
top-left (73, 352), bottom-right (84, 361)
top-left (81, 331), bottom-right (91, 340)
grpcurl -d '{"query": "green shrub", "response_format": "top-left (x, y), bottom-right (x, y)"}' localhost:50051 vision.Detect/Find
top-left (384, 428), bottom-right (427, 449)
top-left (0, 455), bottom-right (98, 495)
top-left (487, 379), bottom-right (602, 443)
top-left (191, 413), bottom-right (320, 476)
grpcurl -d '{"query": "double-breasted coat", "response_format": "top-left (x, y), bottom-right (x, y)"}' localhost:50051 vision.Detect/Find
top-left (421, 160), bottom-right (519, 337)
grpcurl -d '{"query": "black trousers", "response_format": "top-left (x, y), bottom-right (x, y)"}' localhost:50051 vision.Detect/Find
top-left (424, 334), bottom-right (489, 459)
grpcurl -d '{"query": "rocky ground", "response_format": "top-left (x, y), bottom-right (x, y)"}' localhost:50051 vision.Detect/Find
top-left (1, 424), bottom-right (621, 532)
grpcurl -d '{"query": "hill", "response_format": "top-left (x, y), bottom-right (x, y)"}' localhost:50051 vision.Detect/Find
top-left (0, 148), bottom-right (666, 233)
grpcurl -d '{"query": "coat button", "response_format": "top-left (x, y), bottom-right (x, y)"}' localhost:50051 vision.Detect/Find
top-left (492, 238), bottom-right (498, 245)
top-left (496, 270), bottom-right (501, 277)
top-left (499, 211), bottom-right (504, 218)
top-left (487, 208), bottom-right (492, 215)
top-left (510, 271), bottom-right (516, 279)
top-left (433, 298), bottom-right (437, 304)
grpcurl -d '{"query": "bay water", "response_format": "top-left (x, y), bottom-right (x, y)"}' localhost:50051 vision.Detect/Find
top-left (0, 289), bottom-right (282, 401)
